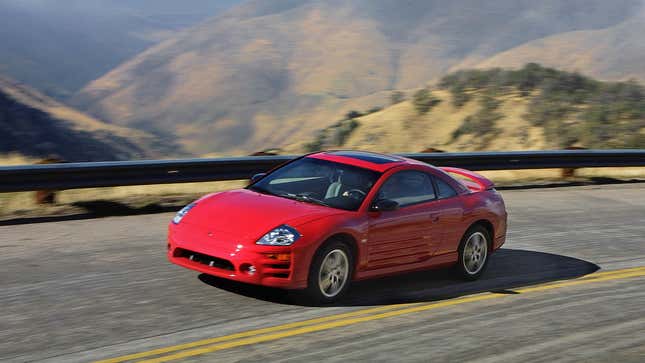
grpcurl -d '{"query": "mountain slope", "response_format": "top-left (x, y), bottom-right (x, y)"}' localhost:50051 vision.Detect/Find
top-left (74, 0), bottom-right (644, 155)
top-left (470, 9), bottom-right (645, 81)
top-left (0, 0), bottom-right (240, 99)
top-left (0, 77), bottom-right (169, 161)
top-left (289, 65), bottom-right (645, 153)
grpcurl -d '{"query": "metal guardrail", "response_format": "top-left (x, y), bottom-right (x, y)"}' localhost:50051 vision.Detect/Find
top-left (0, 150), bottom-right (643, 192)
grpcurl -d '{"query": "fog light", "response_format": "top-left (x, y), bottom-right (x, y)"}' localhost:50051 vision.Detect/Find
top-left (240, 263), bottom-right (256, 275)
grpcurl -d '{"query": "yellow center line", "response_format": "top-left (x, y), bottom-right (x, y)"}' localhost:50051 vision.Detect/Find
top-left (96, 266), bottom-right (645, 363)
top-left (575, 266), bottom-right (645, 279)
top-left (94, 303), bottom-right (420, 363)
top-left (138, 294), bottom-right (500, 363)
top-left (516, 268), bottom-right (645, 293)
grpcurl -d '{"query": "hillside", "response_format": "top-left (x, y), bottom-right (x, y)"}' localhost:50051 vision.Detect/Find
top-left (74, 0), bottom-right (644, 155)
top-left (0, 77), bottom-right (170, 162)
top-left (0, 0), bottom-right (240, 99)
top-left (469, 9), bottom-right (645, 81)
top-left (288, 64), bottom-right (645, 153)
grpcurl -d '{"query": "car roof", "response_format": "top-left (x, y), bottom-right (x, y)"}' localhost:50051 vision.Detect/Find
top-left (307, 150), bottom-right (425, 172)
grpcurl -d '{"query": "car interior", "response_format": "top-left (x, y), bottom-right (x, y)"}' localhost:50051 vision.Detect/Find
top-left (377, 170), bottom-right (437, 207)
top-left (257, 158), bottom-right (380, 210)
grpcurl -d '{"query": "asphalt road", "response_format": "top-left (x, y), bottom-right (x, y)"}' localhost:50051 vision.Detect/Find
top-left (1, 183), bottom-right (644, 362)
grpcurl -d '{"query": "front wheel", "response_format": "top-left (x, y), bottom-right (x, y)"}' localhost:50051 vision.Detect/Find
top-left (457, 226), bottom-right (490, 280)
top-left (304, 241), bottom-right (353, 304)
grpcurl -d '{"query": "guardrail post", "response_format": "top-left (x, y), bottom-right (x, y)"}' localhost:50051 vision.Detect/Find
top-left (34, 156), bottom-right (65, 204)
top-left (561, 146), bottom-right (587, 178)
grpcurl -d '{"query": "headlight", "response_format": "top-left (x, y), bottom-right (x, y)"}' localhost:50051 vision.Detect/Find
top-left (172, 203), bottom-right (196, 224)
top-left (256, 225), bottom-right (301, 246)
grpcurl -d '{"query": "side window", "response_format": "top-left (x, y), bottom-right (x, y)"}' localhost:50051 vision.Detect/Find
top-left (377, 170), bottom-right (436, 207)
top-left (435, 177), bottom-right (458, 199)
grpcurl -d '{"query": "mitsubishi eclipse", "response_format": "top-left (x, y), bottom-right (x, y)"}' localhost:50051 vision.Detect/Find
top-left (167, 151), bottom-right (507, 303)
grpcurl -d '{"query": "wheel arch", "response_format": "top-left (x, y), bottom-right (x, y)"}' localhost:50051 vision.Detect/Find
top-left (469, 219), bottom-right (494, 250)
top-left (325, 232), bottom-right (359, 267)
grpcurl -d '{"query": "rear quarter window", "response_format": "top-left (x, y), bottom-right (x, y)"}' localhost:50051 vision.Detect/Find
top-left (377, 170), bottom-right (437, 207)
top-left (435, 177), bottom-right (458, 199)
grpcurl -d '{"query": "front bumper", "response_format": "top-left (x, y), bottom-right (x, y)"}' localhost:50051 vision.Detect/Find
top-left (167, 224), bottom-right (309, 289)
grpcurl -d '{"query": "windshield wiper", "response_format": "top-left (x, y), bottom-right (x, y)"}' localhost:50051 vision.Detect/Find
top-left (281, 193), bottom-right (331, 207)
top-left (248, 185), bottom-right (274, 196)
top-left (296, 194), bottom-right (331, 207)
top-left (257, 189), bottom-right (331, 207)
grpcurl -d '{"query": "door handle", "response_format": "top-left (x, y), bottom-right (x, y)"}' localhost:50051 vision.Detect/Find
top-left (429, 213), bottom-right (440, 222)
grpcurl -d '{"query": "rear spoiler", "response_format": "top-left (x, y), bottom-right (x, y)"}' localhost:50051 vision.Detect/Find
top-left (440, 167), bottom-right (495, 192)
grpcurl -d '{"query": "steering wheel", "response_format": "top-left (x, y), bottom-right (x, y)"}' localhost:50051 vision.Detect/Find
top-left (342, 189), bottom-right (366, 200)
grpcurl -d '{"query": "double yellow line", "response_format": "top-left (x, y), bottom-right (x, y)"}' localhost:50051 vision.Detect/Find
top-left (96, 266), bottom-right (645, 363)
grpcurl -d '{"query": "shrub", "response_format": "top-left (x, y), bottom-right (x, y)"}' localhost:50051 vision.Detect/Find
top-left (440, 63), bottom-right (645, 148)
top-left (451, 95), bottom-right (503, 140)
top-left (304, 118), bottom-right (361, 152)
top-left (331, 119), bottom-right (359, 145)
top-left (390, 91), bottom-right (405, 105)
top-left (345, 110), bottom-right (363, 119)
top-left (450, 84), bottom-right (470, 107)
top-left (304, 131), bottom-right (326, 152)
top-left (366, 106), bottom-right (383, 114)
top-left (412, 88), bottom-right (440, 115)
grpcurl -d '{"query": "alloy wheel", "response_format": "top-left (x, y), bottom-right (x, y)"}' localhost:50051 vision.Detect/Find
top-left (318, 249), bottom-right (349, 298)
top-left (463, 232), bottom-right (488, 275)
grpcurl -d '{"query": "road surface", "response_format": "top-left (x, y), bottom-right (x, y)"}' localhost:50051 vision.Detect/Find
top-left (1, 183), bottom-right (644, 362)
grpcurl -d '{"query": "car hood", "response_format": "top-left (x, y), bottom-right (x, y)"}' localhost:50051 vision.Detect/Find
top-left (181, 189), bottom-right (344, 241)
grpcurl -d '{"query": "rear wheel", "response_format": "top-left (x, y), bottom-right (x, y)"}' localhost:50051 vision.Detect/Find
top-left (304, 241), bottom-right (353, 304)
top-left (457, 225), bottom-right (490, 280)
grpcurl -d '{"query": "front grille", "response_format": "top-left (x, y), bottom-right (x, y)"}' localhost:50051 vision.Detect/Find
top-left (174, 248), bottom-right (234, 271)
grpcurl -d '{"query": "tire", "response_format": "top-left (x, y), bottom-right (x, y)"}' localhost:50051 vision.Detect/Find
top-left (304, 240), bottom-right (353, 304)
top-left (457, 225), bottom-right (490, 280)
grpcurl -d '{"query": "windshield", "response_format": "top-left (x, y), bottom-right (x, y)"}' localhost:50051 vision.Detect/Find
top-left (248, 157), bottom-right (381, 211)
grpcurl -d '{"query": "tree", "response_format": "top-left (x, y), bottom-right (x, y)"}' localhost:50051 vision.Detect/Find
top-left (390, 91), bottom-right (405, 105)
top-left (345, 110), bottom-right (362, 119)
top-left (450, 84), bottom-right (470, 107)
top-left (412, 88), bottom-right (440, 115)
top-left (304, 130), bottom-right (326, 152)
top-left (366, 106), bottom-right (382, 114)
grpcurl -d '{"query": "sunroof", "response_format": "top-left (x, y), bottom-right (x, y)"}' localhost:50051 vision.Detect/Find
top-left (327, 151), bottom-right (403, 164)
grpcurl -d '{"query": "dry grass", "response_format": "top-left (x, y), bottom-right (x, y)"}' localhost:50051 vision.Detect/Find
top-left (0, 154), bottom-right (37, 166)
top-left (0, 153), bottom-right (247, 217)
top-left (478, 167), bottom-right (645, 184)
top-left (0, 180), bottom-right (247, 218)
top-left (0, 155), bottom-right (248, 218)
top-left (333, 89), bottom-right (546, 153)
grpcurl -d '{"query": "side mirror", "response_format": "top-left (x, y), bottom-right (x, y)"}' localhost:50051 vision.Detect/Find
top-left (371, 199), bottom-right (399, 212)
top-left (250, 173), bottom-right (266, 183)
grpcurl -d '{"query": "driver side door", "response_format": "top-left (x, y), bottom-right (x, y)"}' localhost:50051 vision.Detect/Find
top-left (366, 170), bottom-right (439, 269)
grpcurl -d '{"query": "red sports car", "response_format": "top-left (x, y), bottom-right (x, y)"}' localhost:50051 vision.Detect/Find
top-left (168, 151), bottom-right (507, 302)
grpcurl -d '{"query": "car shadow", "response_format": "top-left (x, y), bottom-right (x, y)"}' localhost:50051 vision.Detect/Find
top-left (198, 248), bottom-right (599, 306)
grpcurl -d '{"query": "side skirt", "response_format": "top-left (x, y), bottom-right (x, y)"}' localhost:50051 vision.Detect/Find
top-left (353, 252), bottom-right (459, 281)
